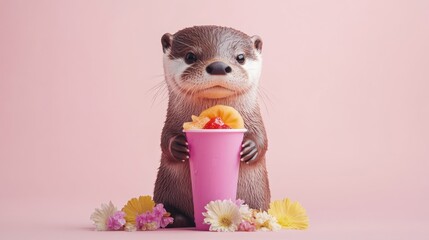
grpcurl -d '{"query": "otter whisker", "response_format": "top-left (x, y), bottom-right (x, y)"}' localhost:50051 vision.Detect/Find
top-left (259, 85), bottom-right (274, 105)
top-left (150, 81), bottom-right (168, 107)
top-left (256, 88), bottom-right (268, 115)
top-left (257, 86), bottom-right (274, 115)
top-left (148, 73), bottom-right (169, 79)
top-left (148, 80), bottom-right (166, 93)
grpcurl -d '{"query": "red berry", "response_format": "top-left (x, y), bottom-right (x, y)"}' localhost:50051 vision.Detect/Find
top-left (203, 117), bottom-right (231, 129)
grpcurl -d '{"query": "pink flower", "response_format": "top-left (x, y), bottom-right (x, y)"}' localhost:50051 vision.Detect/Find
top-left (153, 204), bottom-right (167, 218)
top-left (107, 211), bottom-right (126, 230)
top-left (136, 211), bottom-right (160, 230)
top-left (153, 203), bottom-right (174, 228)
top-left (160, 215), bottom-right (174, 228)
top-left (134, 204), bottom-right (174, 230)
top-left (238, 220), bottom-right (256, 232)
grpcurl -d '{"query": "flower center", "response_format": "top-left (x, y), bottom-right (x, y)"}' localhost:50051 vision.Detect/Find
top-left (219, 216), bottom-right (232, 227)
top-left (261, 220), bottom-right (270, 229)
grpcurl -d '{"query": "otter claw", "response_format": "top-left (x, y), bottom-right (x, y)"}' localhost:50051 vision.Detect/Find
top-left (169, 133), bottom-right (189, 162)
top-left (241, 139), bottom-right (258, 164)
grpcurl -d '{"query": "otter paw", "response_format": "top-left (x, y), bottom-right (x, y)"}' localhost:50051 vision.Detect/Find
top-left (240, 139), bottom-right (258, 164)
top-left (169, 133), bottom-right (189, 162)
top-left (167, 212), bottom-right (195, 228)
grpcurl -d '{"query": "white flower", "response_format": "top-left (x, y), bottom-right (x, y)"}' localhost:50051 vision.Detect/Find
top-left (203, 200), bottom-right (242, 232)
top-left (254, 211), bottom-right (281, 231)
top-left (124, 223), bottom-right (137, 232)
top-left (238, 204), bottom-right (253, 221)
top-left (90, 201), bottom-right (117, 231)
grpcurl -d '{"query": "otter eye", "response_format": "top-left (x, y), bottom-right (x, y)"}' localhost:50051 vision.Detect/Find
top-left (236, 54), bottom-right (245, 64)
top-left (185, 52), bottom-right (197, 64)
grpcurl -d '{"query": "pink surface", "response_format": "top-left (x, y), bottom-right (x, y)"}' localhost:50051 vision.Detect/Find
top-left (186, 130), bottom-right (245, 230)
top-left (0, 0), bottom-right (428, 239)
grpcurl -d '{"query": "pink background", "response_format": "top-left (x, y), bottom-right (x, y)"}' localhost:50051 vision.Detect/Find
top-left (1, 0), bottom-right (428, 239)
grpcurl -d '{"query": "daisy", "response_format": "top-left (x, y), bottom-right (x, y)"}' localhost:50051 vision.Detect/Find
top-left (238, 203), bottom-right (253, 221)
top-left (122, 196), bottom-right (155, 225)
top-left (268, 198), bottom-right (309, 230)
top-left (254, 211), bottom-right (281, 231)
top-left (203, 200), bottom-right (242, 232)
top-left (90, 201), bottom-right (125, 231)
top-left (233, 199), bottom-right (253, 221)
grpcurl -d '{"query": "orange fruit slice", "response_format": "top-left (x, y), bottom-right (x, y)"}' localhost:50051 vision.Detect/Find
top-left (183, 115), bottom-right (210, 130)
top-left (199, 105), bottom-right (244, 129)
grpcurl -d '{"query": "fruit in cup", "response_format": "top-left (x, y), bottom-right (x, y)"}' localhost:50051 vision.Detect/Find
top-left (183, 115), bottom-right (210, 130)
top-left (182, 105), bottom-right (244, 130)
top-left (203, 117), bottom-right (231, 129)
top-left (199, 105), bottom-right (244, 129)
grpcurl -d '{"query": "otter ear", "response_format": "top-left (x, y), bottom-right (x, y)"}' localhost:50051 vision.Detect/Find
top-left (161, 33), bottom-right (173, 53)
top-left (251, 35), bottom-right (263, 53)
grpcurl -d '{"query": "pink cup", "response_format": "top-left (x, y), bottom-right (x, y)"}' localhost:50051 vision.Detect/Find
top-left (184, 129), bottom-right (246, 231)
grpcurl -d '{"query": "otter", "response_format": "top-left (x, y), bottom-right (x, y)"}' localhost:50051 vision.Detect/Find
top-left (153, 26), bottom-right (270, 227)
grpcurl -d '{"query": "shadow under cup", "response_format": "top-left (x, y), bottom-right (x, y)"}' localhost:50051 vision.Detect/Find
top-left (184, 129), bottom-right (247, 231)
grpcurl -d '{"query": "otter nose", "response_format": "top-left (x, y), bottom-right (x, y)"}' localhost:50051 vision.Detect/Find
top-left (206, 61), bottom-right (232, 75)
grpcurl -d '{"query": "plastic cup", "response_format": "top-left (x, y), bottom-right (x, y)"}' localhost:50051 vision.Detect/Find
top-left (184, 129), bottom-right (247, 231)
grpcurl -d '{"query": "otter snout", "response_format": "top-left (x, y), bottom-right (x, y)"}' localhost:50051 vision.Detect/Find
top-left (206, 61), bottom-right (232, 75)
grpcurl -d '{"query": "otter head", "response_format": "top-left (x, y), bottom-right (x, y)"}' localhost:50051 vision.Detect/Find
top-left (161, 26), bottom-right (263, 100)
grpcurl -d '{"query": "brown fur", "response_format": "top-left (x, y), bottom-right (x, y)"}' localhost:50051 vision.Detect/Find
top-left (153, 26), bottom-right (270, 222)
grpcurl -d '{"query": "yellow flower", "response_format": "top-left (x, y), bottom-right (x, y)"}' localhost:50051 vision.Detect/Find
top-left (122, 195), bottom-right (155, 225)
top-left (268, 198), bottom-right (309, 230)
